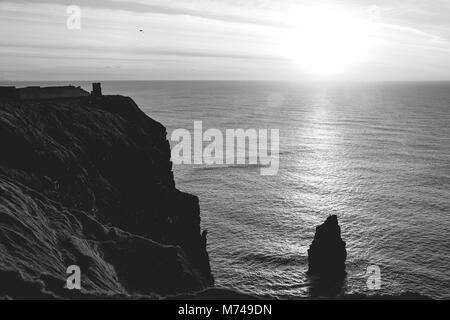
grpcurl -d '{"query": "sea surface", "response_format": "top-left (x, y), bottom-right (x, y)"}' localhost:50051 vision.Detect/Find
top-left (5, 81), bottom-right (450, 299)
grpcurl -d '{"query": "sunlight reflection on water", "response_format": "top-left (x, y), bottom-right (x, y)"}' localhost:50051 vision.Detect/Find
top-left (102, 81), bottom-right (450, 299)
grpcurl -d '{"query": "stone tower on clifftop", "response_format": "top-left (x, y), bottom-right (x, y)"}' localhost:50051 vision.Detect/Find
top-left (91, 83), bottom-right (102, 97)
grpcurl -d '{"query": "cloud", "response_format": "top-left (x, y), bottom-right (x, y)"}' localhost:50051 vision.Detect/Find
top-left (5, 0), bottom-right (291, 28)
top-left (1, 0), bottom-right (450, 80)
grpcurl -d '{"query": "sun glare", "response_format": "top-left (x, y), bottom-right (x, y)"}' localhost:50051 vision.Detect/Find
top-left (282, 7), bottom-right (375, 76)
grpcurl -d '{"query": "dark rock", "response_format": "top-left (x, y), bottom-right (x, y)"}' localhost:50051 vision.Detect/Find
top-left (0, 93), bottom-right (213, 299)
top-left (307, 215), bottom-right (347, 278)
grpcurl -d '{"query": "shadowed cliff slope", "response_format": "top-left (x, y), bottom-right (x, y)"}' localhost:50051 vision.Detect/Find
top-left (0, 95), bottom-right (213, 299)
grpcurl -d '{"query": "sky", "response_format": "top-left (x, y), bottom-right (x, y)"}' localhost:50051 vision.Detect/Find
top-left (0, 0), bottom-right (449, 81)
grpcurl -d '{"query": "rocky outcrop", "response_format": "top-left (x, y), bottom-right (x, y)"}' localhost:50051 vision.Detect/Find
top-left (307, 215), bottom-right (347, 278)
top-left (0, 94), bottom-right (213, 299)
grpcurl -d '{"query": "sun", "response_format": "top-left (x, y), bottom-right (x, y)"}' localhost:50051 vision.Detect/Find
top-left (281, 7), bottom-right (374, 76)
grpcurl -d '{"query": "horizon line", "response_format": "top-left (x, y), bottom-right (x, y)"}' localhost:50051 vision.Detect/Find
top-left (2, 79), bottom-right (450, 83)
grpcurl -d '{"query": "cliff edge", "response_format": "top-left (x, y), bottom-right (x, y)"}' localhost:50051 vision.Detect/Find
top-left (0, 95), bottom-right (213, 299)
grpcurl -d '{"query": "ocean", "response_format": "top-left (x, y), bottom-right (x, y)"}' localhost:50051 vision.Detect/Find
top-left (4, 81), bottom-right (450, 299)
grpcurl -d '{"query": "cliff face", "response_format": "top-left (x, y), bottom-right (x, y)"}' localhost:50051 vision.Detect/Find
top-left (0, 95), bottom-right (213, 299)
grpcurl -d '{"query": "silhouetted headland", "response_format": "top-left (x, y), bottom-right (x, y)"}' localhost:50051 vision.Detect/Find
top-left (0, 84), bottom-right (212, 299)
top-left (0, 84), bottom-right (91, 101)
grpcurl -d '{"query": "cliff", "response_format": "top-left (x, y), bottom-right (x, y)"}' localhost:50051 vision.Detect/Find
top-left (0, 95), bottom-right (213, 299)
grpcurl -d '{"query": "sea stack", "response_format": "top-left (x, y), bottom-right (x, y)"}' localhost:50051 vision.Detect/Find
top-left (307, 215), bottom-right (347, 278)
